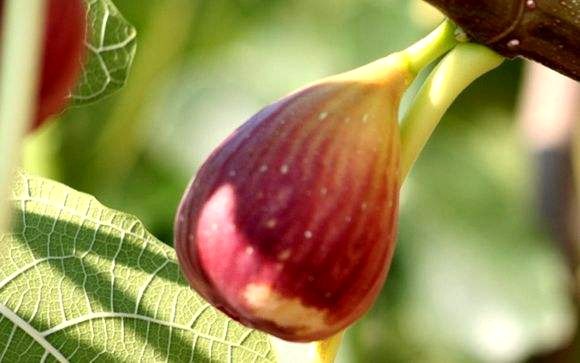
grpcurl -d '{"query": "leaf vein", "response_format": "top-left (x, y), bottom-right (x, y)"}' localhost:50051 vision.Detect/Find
top-left (41, 312), bottom-right (270, 358)
top-left (0, 302), bottom-right (68, 363)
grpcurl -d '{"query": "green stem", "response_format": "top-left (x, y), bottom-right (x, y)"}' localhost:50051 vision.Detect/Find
top-left (402, 19), bottom-right (458, 76)
top-left (400, 43), bottom-right (504, 179)
top-left (0, 0), bottom-right (47, 233)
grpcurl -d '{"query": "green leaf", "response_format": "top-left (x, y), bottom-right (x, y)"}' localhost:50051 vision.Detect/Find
top-left (0, 172), bottom-right (276, 362)
top-left (71, 0), bottom-right (137, 105)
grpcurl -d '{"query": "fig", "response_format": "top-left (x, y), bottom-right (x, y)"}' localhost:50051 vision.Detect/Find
top-left (175, 54), bottom-right (413, 341)
top-left (0, 0), bottom-right (87, 130)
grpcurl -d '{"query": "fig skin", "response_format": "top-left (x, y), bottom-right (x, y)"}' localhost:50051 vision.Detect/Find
top-left (0, 0), bottom-right (87, 130)
top-left (175, 55), bottom-right (412, 342)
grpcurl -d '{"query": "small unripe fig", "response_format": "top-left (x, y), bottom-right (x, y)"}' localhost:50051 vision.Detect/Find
top-left (175, 55), bottom-right (413, 342)
top-left (0, 0), bottom-right (87, 130)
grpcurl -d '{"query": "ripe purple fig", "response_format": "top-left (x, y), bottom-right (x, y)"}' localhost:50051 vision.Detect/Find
top-left (175, 55), bottom-right (413, 342)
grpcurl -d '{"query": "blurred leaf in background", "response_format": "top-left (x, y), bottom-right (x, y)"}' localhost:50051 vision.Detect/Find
top-left (22, 0), bottom-right (577, 361)
top-left (71, 0), bottom-right (137, 105)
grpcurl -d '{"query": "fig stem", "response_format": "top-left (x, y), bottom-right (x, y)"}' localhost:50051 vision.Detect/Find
top-left (399, 43), bottom-right (504, 179)
top-left (403, 19), bottom-right (458, 76)
top-left (0, 0), bottom-right (47, 233)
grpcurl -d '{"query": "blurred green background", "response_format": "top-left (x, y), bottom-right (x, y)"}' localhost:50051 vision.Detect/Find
top-left (22, 0), bottom-right (577, 362)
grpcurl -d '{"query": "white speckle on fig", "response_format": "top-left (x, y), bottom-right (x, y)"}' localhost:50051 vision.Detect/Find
top-left (278, 249), bottom-right (291, 261)
top-left (266, 218), bottom-right (278, 228)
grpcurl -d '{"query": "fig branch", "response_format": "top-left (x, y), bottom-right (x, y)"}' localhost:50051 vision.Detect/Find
top-left (0, 0), bottom-right (47, 233)
top-left (424, 0), bottom-right (580, 80)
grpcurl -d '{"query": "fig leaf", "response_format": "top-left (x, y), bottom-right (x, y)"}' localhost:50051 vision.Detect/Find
top-left (0, 172), bottom-right (275, 362)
